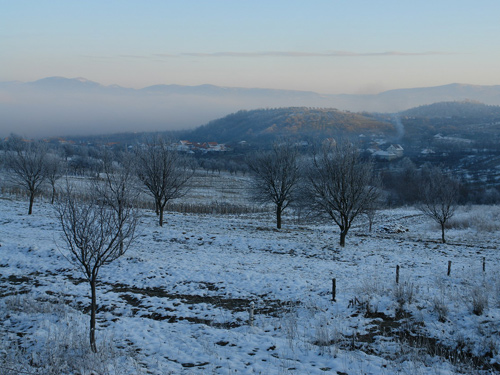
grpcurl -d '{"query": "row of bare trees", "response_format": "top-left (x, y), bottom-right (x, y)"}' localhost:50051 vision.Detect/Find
top-left (1, 134), bottom-right (461, 353)
top-left (2, 135), bottom-right (193, 352)
top-left (247, 140), bottom-right (460, 245)
top-left (2, 134), bottom-right (460, 245)
top-left (2, 135), bottom-right (193, 225)
top-left (247, 141), bottom-right (380, 246)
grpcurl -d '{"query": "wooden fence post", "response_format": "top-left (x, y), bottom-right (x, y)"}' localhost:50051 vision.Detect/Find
top-left (332, 278), bottom-right (336, 302)
top-left (396, 265), bottom-right (400, 284)
top-left (447, 261), bottom-right (452, 276)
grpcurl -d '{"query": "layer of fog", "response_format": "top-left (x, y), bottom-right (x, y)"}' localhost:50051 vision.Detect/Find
top-left (2, 78), bottom-right (500, 139)
top-left (0, 88), bottom-right (246, 138)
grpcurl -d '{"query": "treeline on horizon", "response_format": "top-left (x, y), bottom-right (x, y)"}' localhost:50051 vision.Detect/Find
top-left (29, 100), bottom-right (500, 147)
top-left (1, 133), bottom-right (499, 208)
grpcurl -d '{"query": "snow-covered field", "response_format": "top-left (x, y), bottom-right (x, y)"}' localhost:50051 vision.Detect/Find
top-left (1, 195), bottom-right (500, 374)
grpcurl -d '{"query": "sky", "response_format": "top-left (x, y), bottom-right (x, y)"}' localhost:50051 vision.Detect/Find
top-left (2, 0), bottom-right (500, 95)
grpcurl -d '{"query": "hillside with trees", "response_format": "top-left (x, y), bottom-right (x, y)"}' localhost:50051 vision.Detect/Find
top-left (400, 100), bottom-right (500, 119)
top-left (393, 101), bottom-right (500, 146)
top-left (188, 107), bottom-right (394, 144)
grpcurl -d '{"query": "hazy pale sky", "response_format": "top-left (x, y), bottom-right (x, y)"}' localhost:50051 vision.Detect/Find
top-left (2, 0), bottom-right (500, 94)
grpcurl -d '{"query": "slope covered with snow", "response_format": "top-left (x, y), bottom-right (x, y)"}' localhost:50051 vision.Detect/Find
top-left (1, 197), bottom-right (499, 374)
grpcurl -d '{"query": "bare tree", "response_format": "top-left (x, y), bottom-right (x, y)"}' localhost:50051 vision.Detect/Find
top-left (135, 137), bottom-right (193, 226)
top-left (45, 154), bottom-right (65, 204)
top-left (5, 135), bottom-right (49, 214)
top-left (56, 183), bottom-right (138, 352)
top-left (93, 150), bottom-right (139, 254)
top-left (248, 141), bottom-right (301, 229)
top-left (307, 141), bottom-right (380, 247)
top-left (418, 165), bottom-right (459, 243)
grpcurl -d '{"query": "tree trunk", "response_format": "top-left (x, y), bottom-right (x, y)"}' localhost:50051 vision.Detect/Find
top-left (339, 230), bottom-right (347, 247)
top-left (118, 206), bottom-right (124, 254)
top-left (28, 191), bottom-right (35, 215)
top-left (441, 223), bottom-right (446, 243)
top-left (276, 204), bottom-right (282, 229)
top-left (159, 206), bottom-right (164, 227)
top-left (51, 185), bottom-right (56, 205)
top-left (90, 279), bottom-right (97, 353)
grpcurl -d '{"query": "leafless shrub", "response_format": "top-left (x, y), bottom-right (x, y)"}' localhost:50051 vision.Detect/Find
top-left (313, 316), bottom-right (341, 355)
top-left (394, 281), bottom-right (414, 309)
top-left (281, 307), bottom-right (299, 347)
top-left (432, 296), bottom-right (449, 322)
top-left (165, 201), bottom-right (268, 215)
top-left (0, 295), bottom-right (143, 375)
top-left (471, 286), bottom-right (488, 316)
top-left (446, 206), bottom-right (500, 232)
top-left (3, 293), bottom-right (68, 316)
top-left (355, 275), bottom-right (389, 315)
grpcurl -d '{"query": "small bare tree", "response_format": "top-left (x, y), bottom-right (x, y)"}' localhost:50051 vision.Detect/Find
top-left (56, 183), bottom-right (138, 352)
top-left (248, 141), bottom-right (301, 229)
top-left (307, 141), bottom-right (380, 247)
top-left (93, 150), bottom-right (139, 254)
top-left (418, 165), bottom-right (459, 243)
top-left (5, 134), bottom-right (49, 214)
top-left (365, 198), bottom-right (378, 233)
top-left (45, 154), bottom-right (65, 204)
top-left (135, 137), bottom-right (193, 226)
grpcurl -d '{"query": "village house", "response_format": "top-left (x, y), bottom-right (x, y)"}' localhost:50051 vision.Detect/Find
top-left (368, 143), bottom-right (404, 161)
top-left (386, 144), bottom-right (404, 158)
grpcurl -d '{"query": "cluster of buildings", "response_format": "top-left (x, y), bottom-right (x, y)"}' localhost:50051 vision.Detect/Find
top-left (367, 143), bottom-right (405, 161)
top-left (176, 140), bottom-right (229, 153)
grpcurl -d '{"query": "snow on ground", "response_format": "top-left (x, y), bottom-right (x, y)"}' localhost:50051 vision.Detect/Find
top-left (1, 196), bottom-right (500, 374)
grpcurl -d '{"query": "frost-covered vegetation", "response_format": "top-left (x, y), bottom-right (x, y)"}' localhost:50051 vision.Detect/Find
top-left (0, 136), bottom-right (498, 374)
top-left (1, 192), bottom-right (500, 374)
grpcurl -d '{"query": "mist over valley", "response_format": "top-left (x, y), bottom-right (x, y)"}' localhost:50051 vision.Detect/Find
top-left (2, 76), bottom-right (500, 138)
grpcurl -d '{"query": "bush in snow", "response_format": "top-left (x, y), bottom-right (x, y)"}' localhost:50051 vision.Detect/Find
top-left (432, 295), bottom-right (449, 322)
top-left (394, 281), bottom-right (414, 310)
top-left (471, 286), bottom-right (488, 316)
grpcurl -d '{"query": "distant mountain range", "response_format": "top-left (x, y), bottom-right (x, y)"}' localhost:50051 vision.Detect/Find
top-left (2, 77), bottom-right (500, 138)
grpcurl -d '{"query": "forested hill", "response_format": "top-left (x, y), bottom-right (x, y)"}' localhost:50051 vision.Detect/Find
top-left (188, 107), bottom-right (394, 144)
top-left (400, 101), bottom-right (500, 119)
